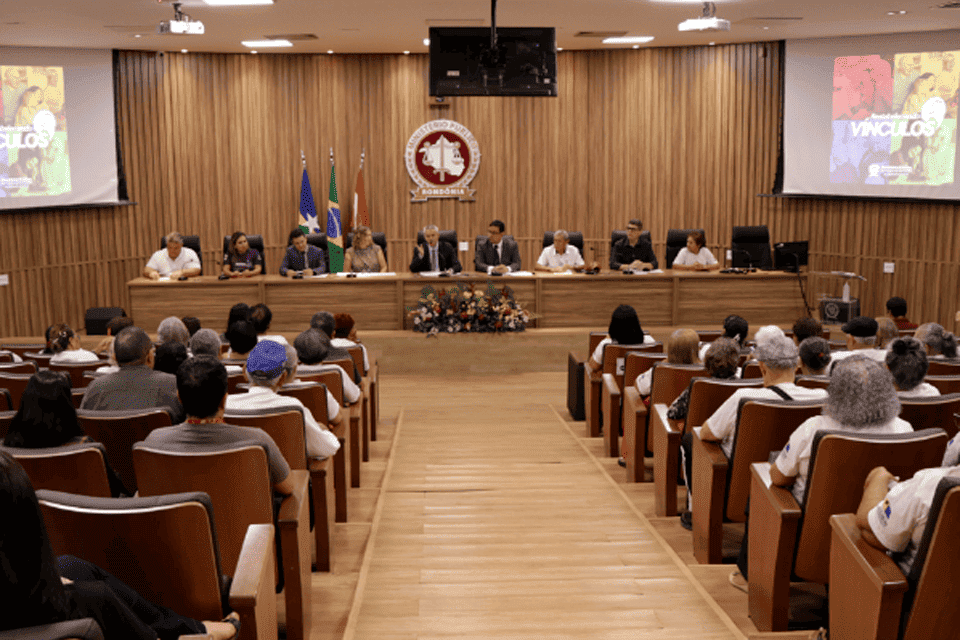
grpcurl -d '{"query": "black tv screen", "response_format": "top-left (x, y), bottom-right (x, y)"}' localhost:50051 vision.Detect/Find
top-left (429, 27), bottom-right (557, 97)
top-left (774, 241), bottom-right (809, 272)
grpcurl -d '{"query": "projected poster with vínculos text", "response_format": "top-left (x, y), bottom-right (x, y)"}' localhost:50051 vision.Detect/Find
top-left (0, 65), bottom-right (72, 198)
top-left (784, 31), bottom-right (960, 200)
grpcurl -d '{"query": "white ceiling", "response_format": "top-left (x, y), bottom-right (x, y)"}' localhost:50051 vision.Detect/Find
top-left (1, 0), bottom-right (959, 55)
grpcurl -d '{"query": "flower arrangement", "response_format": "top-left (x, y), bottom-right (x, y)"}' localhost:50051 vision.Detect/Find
top-left (409, 281), bottom-right (531, 334)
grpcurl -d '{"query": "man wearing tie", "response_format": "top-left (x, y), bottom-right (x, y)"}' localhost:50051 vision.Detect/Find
top-left (474, 220), bottom-right (521, 274)
top-left (410, 225), bottom-right (462, 273)
top-left (279, 228), bottom-right (326, 276)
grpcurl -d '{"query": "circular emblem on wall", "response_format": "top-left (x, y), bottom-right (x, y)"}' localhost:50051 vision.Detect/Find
top-left (405, 119), bottom-right (480, 202)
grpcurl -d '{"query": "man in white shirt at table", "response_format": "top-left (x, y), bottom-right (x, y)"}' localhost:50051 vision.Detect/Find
top-left (143, 231), bottom-right (201, 280)
top-left (535, 230), bottom-right (596, 273)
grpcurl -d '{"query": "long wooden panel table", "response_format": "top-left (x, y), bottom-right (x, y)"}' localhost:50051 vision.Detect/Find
top-left (128, 271), bottom-right (809, 332)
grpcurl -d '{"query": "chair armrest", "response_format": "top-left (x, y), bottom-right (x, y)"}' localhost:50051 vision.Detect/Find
top-left (348, 403), bottom-right (361, 488)
top-left (229, 524), bottom-right (278, 640)
top-left (277, 470), bottom-right (310, 524)
top-left (601, 373), bottom-right (622, 458)
top-left (585, 367), bottom-right (602, 437)
top-left (829, 513), bottom-right (907, 640)
top-left (274, 470), bottom-right (312, 639)
top-left (652, 403), bottom-right (682, 517)
top-left (748, 462), bottom-right (803, 632)
top-left (622, 387), bottom-right (647, 482)
top-left (692, 430), bottom-right (731, 564)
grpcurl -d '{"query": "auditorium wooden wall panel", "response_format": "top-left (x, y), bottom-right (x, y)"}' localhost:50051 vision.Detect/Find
top-left (0, 45), bottom-right (958, 338)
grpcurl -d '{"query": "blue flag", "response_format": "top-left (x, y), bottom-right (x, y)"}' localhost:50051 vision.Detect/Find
top-left (298, 168), bottom-right (320, 234)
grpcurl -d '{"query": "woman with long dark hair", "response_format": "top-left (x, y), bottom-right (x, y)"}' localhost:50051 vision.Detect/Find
top-left (221, 231), bottom-right (263, 278)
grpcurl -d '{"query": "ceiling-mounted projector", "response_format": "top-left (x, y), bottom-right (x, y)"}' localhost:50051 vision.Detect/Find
top-left (158, 2), bottom-right (205, 35)
top-left (678, 2), bottom-right (730, 32)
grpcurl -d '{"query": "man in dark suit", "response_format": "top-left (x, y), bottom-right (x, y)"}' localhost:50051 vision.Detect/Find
top-left (474, 219), bottom-right (521, 274)
top-left (610, 218), bottom-right (658, 271)
top-left (410, 225), bottom-right (462, 273)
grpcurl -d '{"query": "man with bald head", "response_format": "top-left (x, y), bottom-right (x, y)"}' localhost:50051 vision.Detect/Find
top-left (80, 326), bottom-right (185, 422)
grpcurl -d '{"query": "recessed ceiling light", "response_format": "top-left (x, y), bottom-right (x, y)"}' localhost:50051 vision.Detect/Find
top-left (708, 42), bottom-right (715, 45)
top-left (403, 50), bottom-right (410, 55)
top-left (887, 9), bottom-right (907, 14)
top-left (134, 34), bottom-right (141, 38)
top-left (602, 36), bottom-right (655, 44)
top-left (251, 50), bottom-right (258, 54)
top-left (181, 49), bottom-right (188, 53)
top-left (241, 39), bottom-right (293, 47)
top-left (327, 50), bottom-right (334, 54)
top-left (423, 38), bottom-right (430, 46)
top-left (633, 44), bottom-right (640, 49)
top-left (557, 47), bottom-right (563, 51)
top-left (763, 26), bottom-right (769, 30)
top-left (202, 0), bottom-right (274, 5)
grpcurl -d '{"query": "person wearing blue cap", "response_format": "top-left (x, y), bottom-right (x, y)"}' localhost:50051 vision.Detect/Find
top-left (225, 340), bottom-right (341, 458)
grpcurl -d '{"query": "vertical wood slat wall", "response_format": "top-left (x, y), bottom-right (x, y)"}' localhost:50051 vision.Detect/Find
top-left (0, 44), bottom-right (957, 337)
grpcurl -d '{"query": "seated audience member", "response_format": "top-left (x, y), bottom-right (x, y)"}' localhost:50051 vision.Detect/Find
top-left (798, 337), bottom-right (832, 376)
top-left (332, 313), bottom-right (369, 374)
top-left (588, 304), bottom-right (655, 374)
top-left (699, 314), bottom-right (750, 360)
top-left (41, 325), bottom-right (57, 355)
top-left (475, 220), bottom-right (521, 274)
top-left (144, 355), bottom-right (293, 495)
top-left (48, 323), bottom-right (99, 364)
top-left (280, 228), bottom-right (326, 277)
top-left (3, 371), bottom-right (127, 496)
top-left (222, 231), bottom-right (263, 279)
top-left (731, 356), bottom-right (913, 586)
top-left (668, 337), bottom-right (739, 422)
top-left (250, 303), bottom-right (288, 345)
top-left (831, 316), bottom-right (885, 366)
top-left (220, 303), bottom-right (251, 344)
top-left (311, 311), bottom-right (361, 382)
top-left (914, 322), bottom-right (959, 360)
top-left (670, 231), bottom-right (719, 271)
top-left (93, 316), bottom-right (134, 357)
top-left (142, 231), bottom-right (201, 280)
top-left (886, 295), bottom-right (918, 330)
top-left (153, 342), bottom-right (187, 375)
top-left (792, 316), bottom-right (823, 345)
top-left (80, 327), bottom-right (185, 423)
top-left (188, 328), bottom-right (222, 359)
top-left (887, 337), bottom-right (939, 398)
top-left (223, 321), bottom-right (257, 371)
top-left (292, 329), bottom-right (361, 404)
top-left (876, 317), bottom-right (899, 349)
top-left (637, 328), bottom-right (700, 396)
top-left (0, 452), bottom-right (242, 639)
top-left (535, 230), bottom-right (593, 273)
top-left (225, 341), bottom-right (341, 458)
top-left (181, 316), bottom-right (201, 337)
top-left (157, 316), bottom-right (190, 347)
top-left (856, 462), bottom-right (960, 577)
top-left (610, 218), bottom-right (657, 272)
top-left (410, 225), bottom-right (462, 273)
top-left (346, 225), bottom-right (388, 273)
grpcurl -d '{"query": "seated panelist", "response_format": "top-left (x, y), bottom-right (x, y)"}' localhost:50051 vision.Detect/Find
top-left (610, 218), bottom-right (658, 271)
top-left (221, 231), bottom-right (263, 278)
top-left (535, 230), bottom-right (596, 273)
top-left (345, 225), bottom-right (387, 273)
top-left (670, 230), bottom-right (719, 271)
top-left (280, 228), bottom-right (326, 277)
top-left (475, 219), bottom-right (521, 274)
top-left (410, 225), bottom-right (462, 273)
top-left (143, 231), bottom-right (201, 280)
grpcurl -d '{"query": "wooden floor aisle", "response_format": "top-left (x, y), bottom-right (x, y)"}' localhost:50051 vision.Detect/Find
top-left (342, 373), bottom-right (745, 640)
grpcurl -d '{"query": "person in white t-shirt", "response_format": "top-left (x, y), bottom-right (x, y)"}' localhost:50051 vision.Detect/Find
top-left (587, 304), bottom-right (655, 374)
top-left (143, 231), bottom-right (201, 280)
top-left (671, 231), bottom-right (719, 271)
top-left (886, 337), bottom-right (940, 398)
top-left (535, 230), bottom-right (594, 273)
top-left (830, 316), bottom-right (886, 367)
top-left (47, 323), bottom-right (100, 364)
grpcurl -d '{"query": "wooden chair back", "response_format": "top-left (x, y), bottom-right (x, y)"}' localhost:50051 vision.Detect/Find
top-left (623, 351), bottom-right (667, 381)
top-left (926, 360), bottom-right (960, 376)
top-left (727, 398), bottom-right (826, 521)
top-left (300, 371), bottom-right (344, 407)
top-left (696, 330), bottom-right (723, 343)
top-left (0, 372), bottom-right (33, 410)
top-left (900, 477), bottom-right (960, 640)
top-left (277, 383), bottom-right (330, 431)
top-left (899, 393), bottom-right (960, 437)
top-left (71, 388), bottom-right (85, 409)
top-left (38, 489), bottom-right (227, 621)
top-left (227, 372), bottom-right (247, 394)
top-left (223, 408), bottom-right (308, 469)
top-left (345, 346), bottom-right (365, 378)
top-left (48, 361), bottom-right (105, 388)
top-left (795, 374), bottom-right (831, 390)
top-left (0, 343), bottom-right (45, 358)
top-left (684, 377), bottom-right (763, 432)
top-left (0, 410), bottom-right (14, 440)
top-left (649, 363), bottom-right (707, 408)
top-left (741, 361), bottom-right (762, 379)
top-left (587, 332), bottom-right (608, 356)
top-left (603, 345), bottom-right (662, 391)
top-left (924, 375), bottom-right (960, 395)
top-left (76, 407), bottom-right (174, 494)
top-left (0, 361), bottom-right (37, 374)
top-left (133, 445), bottom-right (274, 577)
top-left (2, 442), bottom-right (112, 497)
top-left (795, 428), bottom-right (949, 585)
top-left (22, 351), bottom-right (53, 369)
top-left (0, 388), bottom-right (11, 411)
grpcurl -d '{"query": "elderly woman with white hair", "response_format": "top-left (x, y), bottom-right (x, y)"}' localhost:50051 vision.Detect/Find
top-left (188, 328), bottom-right (223, 359)
top-left (157, 316), bottom-right (190, 347)
top-left (886, 337), bottom-right (940, 398)
top-left (914, 322), bottom-right (959, 360)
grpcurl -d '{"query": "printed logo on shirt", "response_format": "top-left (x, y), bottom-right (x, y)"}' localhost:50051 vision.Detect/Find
top-left (878, 499), bottom-right (892, 525)
top-left (785, 443), bottom-right (790, 452)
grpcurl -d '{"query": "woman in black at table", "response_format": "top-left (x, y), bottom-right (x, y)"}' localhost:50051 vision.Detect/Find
top-left (222, 231), bottom-right (263, 278)
top-left (0, 452), bottom-right (240, 639)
